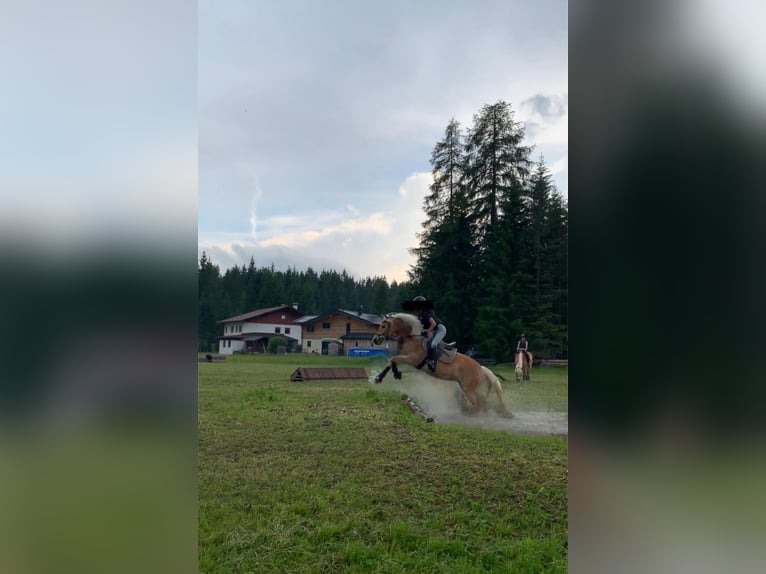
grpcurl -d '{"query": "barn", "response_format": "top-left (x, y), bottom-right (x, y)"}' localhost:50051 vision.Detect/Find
top-left (298, 309), bottom-right (384, 355)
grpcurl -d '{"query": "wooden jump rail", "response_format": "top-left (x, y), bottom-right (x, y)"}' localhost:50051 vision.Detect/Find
top-left (290, 367), bottom-right (369, 382)
top-left (401, 394), bottom-right (434, 423)
top-left (536, 359), bottom-right (568, 367)
top-left (199, 354), bottom-right (227, 363)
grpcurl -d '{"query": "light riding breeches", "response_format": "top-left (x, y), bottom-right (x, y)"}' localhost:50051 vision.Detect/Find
top-left (430, 324), bottom-right (446, 349)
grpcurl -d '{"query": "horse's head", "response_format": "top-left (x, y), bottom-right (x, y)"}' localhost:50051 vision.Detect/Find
top-left (515, 352), bottom-right (523, 373)
top-left (372, 314), bottom-right (394, 346)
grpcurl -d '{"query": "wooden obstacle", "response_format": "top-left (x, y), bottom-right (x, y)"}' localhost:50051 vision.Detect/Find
top-left (290, 367), bottom-right (368, 382)
top-left (537, 359), bottom-right (568, 367)
top-left (401, 394), bottom-right (434, 423)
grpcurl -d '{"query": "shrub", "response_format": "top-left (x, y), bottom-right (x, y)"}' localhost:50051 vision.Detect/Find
top-left (268, 337), bottom-right (288, 354)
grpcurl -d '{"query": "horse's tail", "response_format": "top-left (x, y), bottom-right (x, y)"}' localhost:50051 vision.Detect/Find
top-left (490, 368), bottom-right (506, 382)
top-left (481, 366), bottom-right (503, 401)
top-left (481, 366), bottom-right (512, 417)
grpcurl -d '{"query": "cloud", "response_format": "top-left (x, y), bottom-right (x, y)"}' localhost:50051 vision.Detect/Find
top-left (521, 93), bottom-right (568, 122)
top-left (550, 156), bottom-right (568, 175)
top-left (198, 1), bottom-right (566, 223)
top-left (519, 92), bottom-right (568, 146)
top-left (198, 1), bottom-right (567, 271)
top-left (198, 171), bottom-right (433, 283)
top-left (257, 212), bottom-right (391, 248)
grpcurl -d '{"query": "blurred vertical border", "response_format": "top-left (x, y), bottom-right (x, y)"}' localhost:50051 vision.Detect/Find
top-left (570, 0), bottom-right (766, 572)
top-left (0, 1), bottom-right (197, 573)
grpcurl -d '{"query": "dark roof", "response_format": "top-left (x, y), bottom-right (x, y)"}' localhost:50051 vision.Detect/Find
top-left (302, 308), bottom-right (382, 326)
top-left (218, 305), bottom-right (299, 324)
top-left (338, 309), bottom-right (383, 325)
top-left (220, 332), bottom-right (297, 341)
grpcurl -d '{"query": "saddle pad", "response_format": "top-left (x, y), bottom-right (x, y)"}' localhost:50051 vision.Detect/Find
top-left (420, 338), bottom-right (458, 363)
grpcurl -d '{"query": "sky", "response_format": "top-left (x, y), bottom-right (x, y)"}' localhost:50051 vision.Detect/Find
top-left (198, 0), bottom-right (568, 283)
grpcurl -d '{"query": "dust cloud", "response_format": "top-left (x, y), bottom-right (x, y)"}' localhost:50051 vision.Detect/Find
top-left (370, 369), bottom-right (567, 438)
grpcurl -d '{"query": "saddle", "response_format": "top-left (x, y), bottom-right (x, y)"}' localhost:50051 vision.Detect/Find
top-left (420, 338), bottom-right (458, 363)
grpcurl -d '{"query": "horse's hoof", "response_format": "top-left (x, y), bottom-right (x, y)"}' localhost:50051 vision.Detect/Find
top-left (393, 372), bottom-right (402, 380)
top-left (374, 376), bottom-right (383, 384)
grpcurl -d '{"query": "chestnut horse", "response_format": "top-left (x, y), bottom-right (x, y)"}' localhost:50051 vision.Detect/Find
top-left (372, 313), bottom-right (511, 416)
top-left (515, 351), bottom-right (533, 382)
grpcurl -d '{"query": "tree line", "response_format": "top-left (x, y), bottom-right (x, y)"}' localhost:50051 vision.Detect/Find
top-left (199, 99), bottom-right (567, 361)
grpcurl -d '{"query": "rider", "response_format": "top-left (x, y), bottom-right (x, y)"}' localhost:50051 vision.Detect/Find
top-left (413, 296), bottom-right (446, 372)
top-left (516, 334), bottom-right (531, 368)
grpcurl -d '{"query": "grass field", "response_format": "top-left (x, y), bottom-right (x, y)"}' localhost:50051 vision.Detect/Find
top-left (199, 354), bottom-right (568, 573)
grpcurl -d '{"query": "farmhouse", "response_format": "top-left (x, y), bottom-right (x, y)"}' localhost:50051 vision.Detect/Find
top-left (299, 309), bottom-right (384, 355)
top-left (217, 304), bottom-right (305, 354)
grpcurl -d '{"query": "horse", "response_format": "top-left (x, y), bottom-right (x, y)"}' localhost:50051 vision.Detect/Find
top-left (371, 313), bottom-right (512, 417)
top-left (515, 351), bottom-right (533, 382)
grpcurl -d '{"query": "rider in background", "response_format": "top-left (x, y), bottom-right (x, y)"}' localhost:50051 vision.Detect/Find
top-left (516, 334), bottom-right (531, 368)
top-left (412, 296), bottom-right (446, 372)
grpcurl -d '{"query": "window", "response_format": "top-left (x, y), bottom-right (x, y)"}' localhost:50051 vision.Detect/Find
top-left (307, 325), bottom-right (315, 332)
top-left (307, 341), bottom-right (311, 348)
top-left (285, 327), bottom-right (291, 334)
top-left (275, 327), bottom-right (281, 334)
top-left (281, 314), bottom-right (286, 319)
top-left (322, 322), bottom-right (331, 329)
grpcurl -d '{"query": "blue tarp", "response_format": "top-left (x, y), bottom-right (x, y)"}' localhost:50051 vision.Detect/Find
top-left (347, 347), bottom-right (388, 357)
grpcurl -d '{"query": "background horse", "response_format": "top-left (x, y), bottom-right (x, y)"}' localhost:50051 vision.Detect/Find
top-left (515, 351), bottom-right (533, 382)
top-left (372, 313), bottom-right (511, 416)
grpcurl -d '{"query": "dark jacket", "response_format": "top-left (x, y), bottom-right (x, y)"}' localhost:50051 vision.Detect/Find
top-left (418, 310), bottom-right (443, 330)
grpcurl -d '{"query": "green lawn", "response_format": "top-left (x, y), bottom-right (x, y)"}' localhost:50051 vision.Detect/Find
top-left (199, 355), bottom-right (568, 573)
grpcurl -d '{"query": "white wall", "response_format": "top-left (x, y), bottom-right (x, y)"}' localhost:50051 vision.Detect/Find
top-left (220, 320), bottom-right (305, 350)
top-left (218, 339), bottom-right (244, 355)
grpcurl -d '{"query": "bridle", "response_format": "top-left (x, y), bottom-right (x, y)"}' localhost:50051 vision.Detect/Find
top-left (372, 315), bottom-right (397, 346)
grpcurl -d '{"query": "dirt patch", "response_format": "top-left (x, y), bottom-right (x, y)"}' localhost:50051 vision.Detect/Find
top-left (436, 410), bottom-right (568, 437)
top-left (370, 370), bottom-right (567, 438)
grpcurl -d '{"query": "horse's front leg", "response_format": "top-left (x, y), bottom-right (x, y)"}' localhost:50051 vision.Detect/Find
top-left (375, 359), bottom-right (404, 382)
top-left (374, 363), bottom-right (392, 383)
top-left (388, 353), bottom-right (422, 379)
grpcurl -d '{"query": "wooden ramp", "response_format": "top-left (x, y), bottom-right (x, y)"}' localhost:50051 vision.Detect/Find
top-left (538, 359), bottom-right (568, 367)
top-left (199, 354), bottom-right (227, 363)
top-left (290, 367), bottom-right (368, 382)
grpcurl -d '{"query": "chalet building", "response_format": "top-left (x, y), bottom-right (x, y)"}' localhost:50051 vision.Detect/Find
top-left (217, 304), bottom-right (305, 354)
top-left (299, 309), bottom-right (383, 355)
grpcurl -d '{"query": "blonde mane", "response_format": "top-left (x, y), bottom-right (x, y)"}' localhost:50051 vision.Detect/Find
top-left (389, 313), bottom-right (422, 336)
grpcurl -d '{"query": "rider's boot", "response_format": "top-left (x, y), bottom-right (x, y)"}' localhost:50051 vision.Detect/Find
top-left (427, 347), bottom-right (437, 372)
